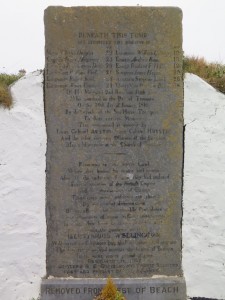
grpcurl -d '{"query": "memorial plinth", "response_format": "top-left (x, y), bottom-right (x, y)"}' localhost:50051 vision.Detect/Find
top-left (42, 6), bottom-right (186, 300)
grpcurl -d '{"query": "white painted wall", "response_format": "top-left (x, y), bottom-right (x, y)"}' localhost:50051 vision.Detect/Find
top-left (0, 72), bottom-right (225, 299)
top-left (0, 71), bottom-right (46, 300)
top-left (183, 74), bottom-right (225, 299)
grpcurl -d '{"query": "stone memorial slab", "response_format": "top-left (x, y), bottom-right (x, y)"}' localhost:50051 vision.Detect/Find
top-left (42, 6), bottom-right (186, 300)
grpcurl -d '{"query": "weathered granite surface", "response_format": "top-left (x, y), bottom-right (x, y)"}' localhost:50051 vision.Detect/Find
top-left (43, 6), bottom-right (185, 299)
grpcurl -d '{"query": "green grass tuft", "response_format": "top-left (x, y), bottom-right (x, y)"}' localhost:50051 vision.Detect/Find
top-left (0, 72), bottom-right (25, 109)
top-left (183, 56), bottom-right (225, 94)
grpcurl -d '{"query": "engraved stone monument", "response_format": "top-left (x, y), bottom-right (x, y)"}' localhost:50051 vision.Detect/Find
top-left (41, 6), bottom-right (186, 300)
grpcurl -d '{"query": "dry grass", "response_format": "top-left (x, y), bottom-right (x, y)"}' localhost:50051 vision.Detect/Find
top-left (184, 56), bottom-right (225, 93)
top-left (0, 84), bottom-right (12, 108)
top-left (0, 73), bottom-right (23, 109)
top-left (94, 277), bottom-right (126, 300)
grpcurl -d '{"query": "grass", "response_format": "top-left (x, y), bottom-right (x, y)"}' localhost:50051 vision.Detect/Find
top-left (94, 277), bottom-right (126, 300)
top-left (0, 71), bottom-right (25, 109)
top-left (183, 56), bottom-right (225, 93)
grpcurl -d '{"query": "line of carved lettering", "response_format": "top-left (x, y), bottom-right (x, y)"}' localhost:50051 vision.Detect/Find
top-left (45, 284), bottom-right (179, 295)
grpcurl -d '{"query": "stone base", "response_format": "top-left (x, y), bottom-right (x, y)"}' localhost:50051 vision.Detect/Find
top-left (41, 277), bottom-right (186, 300)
